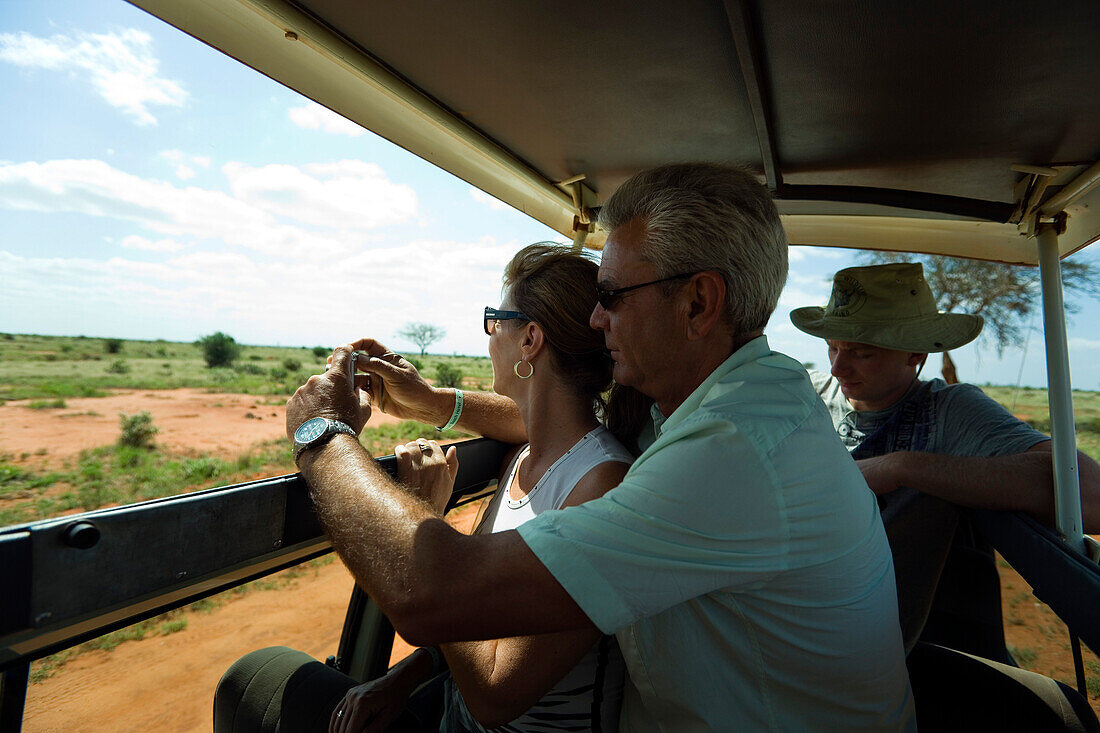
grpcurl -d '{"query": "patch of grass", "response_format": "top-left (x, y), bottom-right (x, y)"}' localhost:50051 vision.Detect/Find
top-left (1008, 645), bottom-right (1039, 669)
top-left (28, 398), bottom-right (66, 409)
top-left (0, 462), bottom-right (66, 498)
top-left (358, 421), bottom-right (469, 456)
top-left (30, 609), bottom-right (191, 683)
top-left (159, 618), bottom-right (188, 635)
top-left (1087, 660), bottom-right (1100, 698)
top-left (0, 439), bottom-right (296, 526)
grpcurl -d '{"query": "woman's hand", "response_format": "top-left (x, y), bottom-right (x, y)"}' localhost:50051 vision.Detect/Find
top-left (395, 439), bottom-right (459, 513)
top-left (348, 338), bottom-right (456, 425)
top-left (329, 670), bottom-right (414, 733)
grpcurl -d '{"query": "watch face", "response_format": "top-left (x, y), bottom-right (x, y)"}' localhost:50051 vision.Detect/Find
top-left (294, 417), bottom-right (328, 445)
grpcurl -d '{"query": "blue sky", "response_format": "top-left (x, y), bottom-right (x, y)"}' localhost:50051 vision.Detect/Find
top-left (2, 0), bottom-right (1099, 390)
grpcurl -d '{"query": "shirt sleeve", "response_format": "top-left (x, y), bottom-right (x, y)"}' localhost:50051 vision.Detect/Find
top-left (516, 415), bottom-right (791, 634)
top-left (936, 384), bottom-right (1049, 457)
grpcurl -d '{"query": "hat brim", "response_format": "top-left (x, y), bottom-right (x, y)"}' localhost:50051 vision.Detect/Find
top-left (790, 307), bottom-right (984, 353)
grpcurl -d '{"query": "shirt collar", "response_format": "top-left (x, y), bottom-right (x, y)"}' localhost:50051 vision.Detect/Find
top-left (651, 335), bottom-right (771, 438)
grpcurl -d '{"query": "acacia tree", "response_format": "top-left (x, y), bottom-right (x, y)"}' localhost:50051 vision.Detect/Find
top-left (861, 253), bottom-right (1100, 382)
top-left (397, 322), bottom-right (446, 356)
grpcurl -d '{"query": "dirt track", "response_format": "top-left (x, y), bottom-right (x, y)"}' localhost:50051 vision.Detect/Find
top-left (23, 504), bottom-right (481, 733)
top-left (0, 389), bottom-right (406, 471)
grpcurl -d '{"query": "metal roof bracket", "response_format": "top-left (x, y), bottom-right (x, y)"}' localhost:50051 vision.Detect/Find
top-left (557, 175), bottom-right (598, 251)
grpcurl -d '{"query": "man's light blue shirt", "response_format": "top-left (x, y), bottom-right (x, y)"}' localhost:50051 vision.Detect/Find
top-left (517, 337), bottom-right (914, 732)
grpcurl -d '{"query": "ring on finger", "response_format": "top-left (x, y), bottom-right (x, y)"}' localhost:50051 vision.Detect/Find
top-left (336, 708), bottom-right (344, 719)
top-left (417, 440), bottom-right (432, 454)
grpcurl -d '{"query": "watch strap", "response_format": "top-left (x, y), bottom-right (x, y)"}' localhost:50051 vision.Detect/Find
top-left (293, 418), bottom-right (357, 463)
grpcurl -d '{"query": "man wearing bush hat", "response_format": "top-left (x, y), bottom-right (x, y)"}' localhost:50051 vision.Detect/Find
top-left (791, 261), bottom-right (1100, 653)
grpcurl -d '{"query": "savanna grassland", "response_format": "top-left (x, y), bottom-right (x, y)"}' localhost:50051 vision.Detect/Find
top-left (0, 332), bottom-right (493, 401)
top-left (0, 333), bottom-right (486, 527)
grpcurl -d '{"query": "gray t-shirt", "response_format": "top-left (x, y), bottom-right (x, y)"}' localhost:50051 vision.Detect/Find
top-left (810, 373), bottom-right (1047, 651)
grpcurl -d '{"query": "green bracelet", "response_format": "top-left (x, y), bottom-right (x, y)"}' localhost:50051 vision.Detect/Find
top-left (438, 388), bottom-right (462, 431)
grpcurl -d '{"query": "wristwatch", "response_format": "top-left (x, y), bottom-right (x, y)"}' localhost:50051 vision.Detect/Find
top-left (292, 417), bottom-right (357, 463)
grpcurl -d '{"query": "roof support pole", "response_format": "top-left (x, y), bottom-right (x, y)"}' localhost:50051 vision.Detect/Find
top-left (1036, 222), bottom-right (1085, 553)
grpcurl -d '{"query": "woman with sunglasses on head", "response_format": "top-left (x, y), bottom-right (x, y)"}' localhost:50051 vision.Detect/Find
top-left (329, 242), bottom-right (648, 733)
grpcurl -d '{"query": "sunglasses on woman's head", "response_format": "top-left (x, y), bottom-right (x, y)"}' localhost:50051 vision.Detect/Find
top-left (484, 306), bottom-right (529, 335)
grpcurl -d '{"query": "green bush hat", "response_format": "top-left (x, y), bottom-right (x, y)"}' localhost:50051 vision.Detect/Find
top-left (789, 263), bottom-right (984, 353)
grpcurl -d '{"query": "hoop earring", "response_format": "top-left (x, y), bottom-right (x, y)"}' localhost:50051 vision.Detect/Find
top-left (513, 359), bottom-right (534, 379)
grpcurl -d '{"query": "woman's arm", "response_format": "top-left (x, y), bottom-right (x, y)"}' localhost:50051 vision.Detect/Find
top-left (440, 460), bottom-right (630, 727)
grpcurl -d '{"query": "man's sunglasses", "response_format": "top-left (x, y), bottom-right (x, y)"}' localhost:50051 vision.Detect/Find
top-left (484, 306), bottom-right (529, 335)
top-left (596, 272), bottom-right (698, 310)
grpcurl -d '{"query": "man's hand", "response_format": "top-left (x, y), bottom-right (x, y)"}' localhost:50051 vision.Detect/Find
top-left (351, 338), bottom-right (453, 425)
top-left (287, 345), bottom-right (372, 439)
top-left (395, 438), bottom-right (459, 513)
top-left (855, 453), bottom-right (907, 496)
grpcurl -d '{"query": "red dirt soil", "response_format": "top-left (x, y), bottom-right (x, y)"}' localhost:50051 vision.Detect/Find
top-left (0, 389), bottom-right (407, 471)
top-left (9, 390), bottom-right (1100, 728)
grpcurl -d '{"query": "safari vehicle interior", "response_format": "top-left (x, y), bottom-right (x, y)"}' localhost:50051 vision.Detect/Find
top-left (2, 0), bottom-right (1099, 730)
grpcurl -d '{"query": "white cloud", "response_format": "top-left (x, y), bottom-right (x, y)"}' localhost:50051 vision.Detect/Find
top-left (0, 29), bottom-right (186, 125)
top-left (791, 244), bottom-right (846, 259)
top-left (469, 187), bottom-right (511, 211)
top-left (0, 158), bottom-right (417, 258)
top-left (224, 160), bottom-right (417, 230)
top-left (0, 234), bottom-right (518, 353)
top-left (160, 150), bottom-right (211, 180)
top-left (1069, 337), bottom-right (1100, 350)
top-left (120, 235), bottom-right (184, 252)
top-left (287, 102), bottom-right (366, 137)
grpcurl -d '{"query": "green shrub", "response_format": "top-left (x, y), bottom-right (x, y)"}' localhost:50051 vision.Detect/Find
top-left (118, 412), bottom-right (158, 449)
top-left (60, 344), bottom-right (73, 353)
top-left (312, 346), bottom-right (329, 358)
top-left (282, 358), bottom-right (301, 372)
top-left (434, 362), bottom-right (463, 389)
top-left (156, 346), bottom-right (168, 357)
top-left (1, 333), bottom-right (13, 340)
top-left (270, 367), bottom-right (288, 380)
top-left (238, 363), bottom-right (264, 375)
top-left (104, 338), bottom-right (123, 354)
top-left (407, 356), bottom-right (424, 371)
top-left (249, 354), bottom-right (262, 361)
top-left (107, 359), bottom-right (130, 374)
top-left (196, 332), bottom-right (240, 368)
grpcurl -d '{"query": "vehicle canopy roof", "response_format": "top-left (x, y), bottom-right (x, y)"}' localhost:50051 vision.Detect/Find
top-left (132, 0), bottom-right (1100, 264)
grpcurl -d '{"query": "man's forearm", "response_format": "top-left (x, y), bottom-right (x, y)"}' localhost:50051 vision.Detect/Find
top-left (883, 448), bottom-right (1100, 531)
top-left (297, 434), bottom-right (591, 645)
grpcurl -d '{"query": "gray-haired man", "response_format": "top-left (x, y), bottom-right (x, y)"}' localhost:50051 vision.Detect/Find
top-left (222, 164), bottom-right (915, 731)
